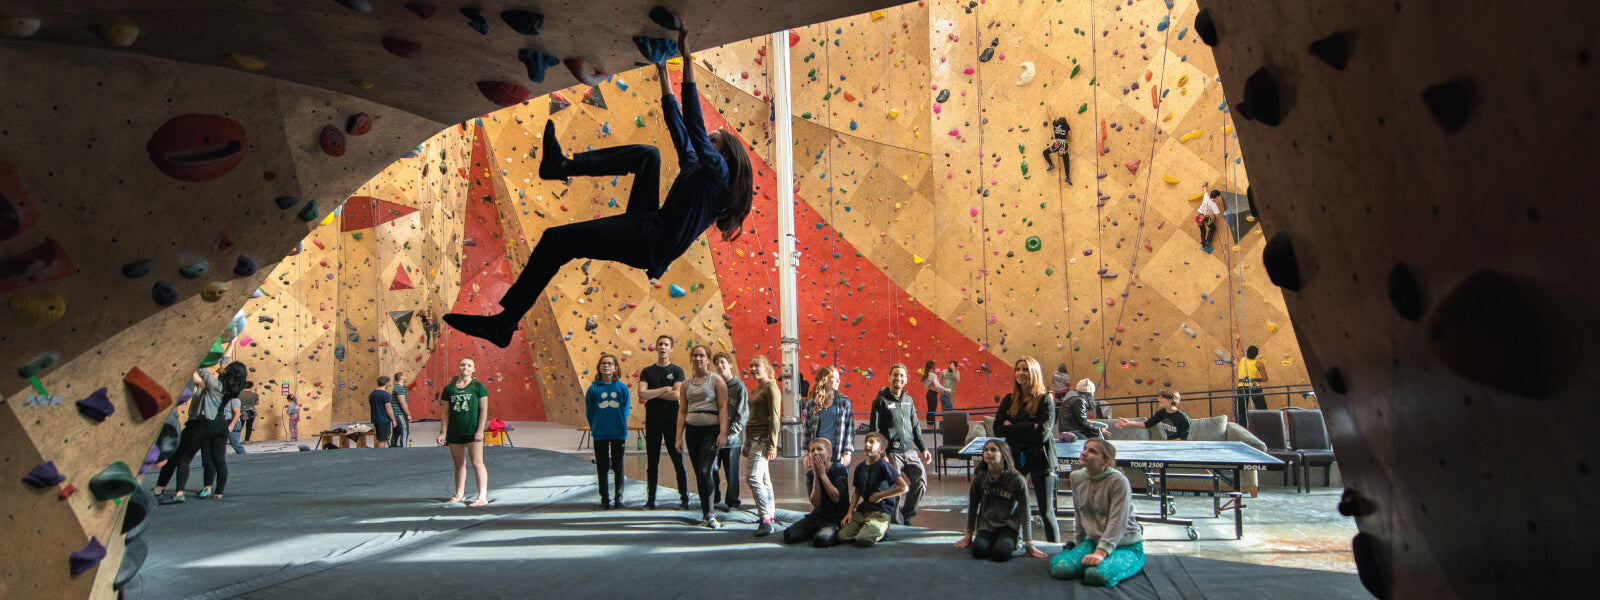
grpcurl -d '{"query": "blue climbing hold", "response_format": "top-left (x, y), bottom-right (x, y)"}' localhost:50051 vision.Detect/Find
top-left (152, 281), bottom-right (179, 306)
top-left (517, 49), bottom-right (560, 83)
top-left (668, 284), bottom-right (687, 298)
top-left (633, 36), bottom-right (678, 65)
top-left (1157, 16), bottom-right (1170, 31)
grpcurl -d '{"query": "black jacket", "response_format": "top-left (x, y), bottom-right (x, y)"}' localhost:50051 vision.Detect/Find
top-left (869, 388), bottom-right (927, 454)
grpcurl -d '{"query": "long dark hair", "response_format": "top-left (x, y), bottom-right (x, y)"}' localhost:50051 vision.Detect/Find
top-left (711, 131), bottom-right (754, 242)
top-left (219, 362), bottom-right (249, 401)
top-left (974, 439), bottom-right (1022, 479)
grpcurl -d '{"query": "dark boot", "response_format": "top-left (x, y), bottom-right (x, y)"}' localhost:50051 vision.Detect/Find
top-left (442, 312), bottom-right (515, 348)
top-left (538, 120), bottom-right (567, 181)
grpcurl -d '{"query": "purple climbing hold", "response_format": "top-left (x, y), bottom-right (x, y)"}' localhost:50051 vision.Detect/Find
top-left (22, 461), bottom-right (65, 488)
top-left (274, 196), bottom-right (299, 210)
top-left (70, 537), bottom-right (106, 575)
top-left (234, 255), bottom-right (258, 277)
top-left (76, 387), bottom-right (114, 422)
top-left (517, 49), bottom-right (561, 83)
top-left (152, 281), bottom-right (179, 306)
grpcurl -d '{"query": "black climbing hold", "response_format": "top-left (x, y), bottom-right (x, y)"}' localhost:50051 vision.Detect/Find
top-left (274, 196), bottom-right (299, 210)
top-left (1238, 68), bottom-right (1282, 126)
top-left (460, 6), bottom-right (488, 34)
top-left (1325, 367), bottom-right (1347, 395)
top-left (1387, 263), bottom-right (1424, 321)
top-left (152, 280), bottom-right (179, 306)
top-left (936, 89), bottom-right (950, 103)
top-left (122, 259), bottom-right (154, 279)
top-left (1350, 533), bottom-right (1388, 599)
top-left (649, 6), bottom-right (682, 31)
top-left (585, 317), bottom-right (599, 332)
top-left (89, 461), bottom-right (138, 501)
top-left (1425, 270), bottom-right (1548, 398)
top-left (1421, 78), bottom-right (1475, 133)
top-left (500, 10), bottom-right (544, 35)
top-left (122, 487), bottom-right (154, 539)
top-left (1194, 8), bottom-right (1217, 46)
top-left (1261, 232), bottom-right (1301, 292)
top-left (978, 47), bottom-right (994, 62)
top-left (765, 315), bottom-right (778, 325)
top-left (1337, 488), bottom-right (1368, 517)
top-left (1309, 32), bottom-right (1349, 70)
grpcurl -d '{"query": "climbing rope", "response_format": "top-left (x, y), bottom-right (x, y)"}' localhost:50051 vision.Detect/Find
top-left (1089, 0), bottom-right (1109, 392)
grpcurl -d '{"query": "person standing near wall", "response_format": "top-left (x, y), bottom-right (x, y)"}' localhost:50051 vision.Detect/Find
top-left (711, 352), bottom-right (748, 512)
top-left (940, 360), bottom-right (962, 412)
top-left (922, 360), bottom-right (947, 428)
top-left (993, 357), bottom-right (1061, 543)
top-left (676, 345), bottom-right (729, 529)
top-left (1051, 365), bottom-right (1073, 403)
top-left (437, 358), bottom-right (490, 506)
top-left (743, 355), bottom-right (781, 536)
top-left (285, 395), bottom-right (302, 442)
top-left (586, 353), bottom-right (631, 510)
top-left (870, 364), bottom-right (931, 526)
top-left (369, 375), bottom-right (394, 449)
top-left (390, 372), bottom-right (411, 448)
top-left (802, 366), bottom-right (854, 466)
top-left (638, 334), bottom-right (689, 510)
top-left (1235, 346), bottom-right (1269, 426)
top-left (238, 382), bottom-right (258, 443)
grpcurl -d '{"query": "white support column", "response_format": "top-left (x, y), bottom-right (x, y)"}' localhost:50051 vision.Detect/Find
top-left (771, 29), bottom-right (804, 457)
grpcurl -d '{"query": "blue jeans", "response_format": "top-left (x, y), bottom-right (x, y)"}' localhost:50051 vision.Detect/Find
top-left (938, 392), bottom-right (954, 412)
top-left (227, 430), bottom-right (245, 454)
top-left (1050, 540), bottom-right (1145, 587)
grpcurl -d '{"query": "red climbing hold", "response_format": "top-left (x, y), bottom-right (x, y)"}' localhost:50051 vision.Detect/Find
top-left (218, 235), bottom-right (234, 250)
top-left (1125, 160), bottom-right (1141, 175)
top-left (1, 159), bottom-right (40, 242)
top-left (340, 196), bottom-right (418, 231)
top-left (146, 114), bottom-right (248, 182)
top-left (563, 58), bottom-right (607, 87)
top-left (404, 2), bottom-right (436, 18)
top-left (390, 265), bottom-right (413, 290)
top-left (0, 237), bottom-right (73, 293)
top-left (124, 366), bottom-right (172, 420)
top-left (346, 113), bottom-right (372, 136)
top-left (477, 81), bottom-right (529, 107)
top-left (789, 31), bottom-right (801, 47)
top-left (382, 38), bottom-right (422, 58)
top-left (319, 125), bottom-right (346, 157)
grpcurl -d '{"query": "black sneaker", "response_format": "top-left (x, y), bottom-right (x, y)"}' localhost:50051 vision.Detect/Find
top-left (442, 313), bottom-right (514, 348)
top-left (648, 6), bottom-right (682, 31)
top-left (755, 521), bottom-right (774, 537)
top-left (679, 498), bottom-right (690, 510)
top-left (158, 494), bottom-right (185, 505)
top-left (644, 500), bottom-right (657, 510)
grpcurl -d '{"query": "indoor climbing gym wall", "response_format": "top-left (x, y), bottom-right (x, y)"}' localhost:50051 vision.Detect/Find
top-left (237, 126), bottom-right (476, 440)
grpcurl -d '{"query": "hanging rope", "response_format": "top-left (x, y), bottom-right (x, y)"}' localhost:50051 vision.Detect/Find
top-left (1088, 0), bottom-right (1110, 392)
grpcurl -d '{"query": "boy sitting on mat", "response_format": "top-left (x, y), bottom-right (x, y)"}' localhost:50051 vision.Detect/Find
top-left (838, 433), bottom-right (908, 548)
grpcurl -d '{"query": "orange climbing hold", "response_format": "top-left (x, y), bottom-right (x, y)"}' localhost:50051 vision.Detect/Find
top-left (124, 366), bottom-right (172, 419)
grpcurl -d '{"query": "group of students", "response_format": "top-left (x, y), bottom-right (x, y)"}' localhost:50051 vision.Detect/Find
top-left (365, 372), bottom-right (414, 448)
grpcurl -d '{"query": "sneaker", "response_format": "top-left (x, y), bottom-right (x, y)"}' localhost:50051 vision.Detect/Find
top-left (699, 515), bottom-right (721, 530)
top-left (755, 521), bottom-right (774, 537)
top-left (158, 494), bottom-right (185, 505)
top-left (713, 502), bottom-right (729, 512)
top-left (679, 498), bottom-right (690, 510)
top-left (644, 500), bottom-right (657, 510)
top-left (442, 313), bottom-right (514, 348)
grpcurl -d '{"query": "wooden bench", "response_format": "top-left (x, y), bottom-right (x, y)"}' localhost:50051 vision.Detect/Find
top-left (577, 424), bottom-right (646, 450)
top-left (315, 430), bottom-right (377, 449)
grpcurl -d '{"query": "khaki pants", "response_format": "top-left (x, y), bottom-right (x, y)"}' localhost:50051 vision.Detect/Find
top-left (839, 509), bottom-right (891, 547)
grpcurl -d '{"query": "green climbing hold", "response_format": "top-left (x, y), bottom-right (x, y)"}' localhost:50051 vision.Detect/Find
top-left (199, 338), bottom-right (226, 367)
top-left (178, 259), bottom-right (209, 279)
top-left (1018, 143), bottom-right (1025, 154)
top-left (297, 199), bottom-right (321, 222)
top-left (801, 112), bottom-right (813, 120)
top-left (1078, 103), bottom-right (1088, 114)
top-left (1045, 267), bottom-right (1055, 276)
top-left (1070, 65), bottom-right (1080, 78)
top-left (1025, 236), bottom-right (1043, 252)
top-left (351, 232), bottom-right (362, 241)
top-left (89, 462), bottom-right (138, 501)
top-left (635, 116), bottom-right (646, 128)
top-left (1021, 161), bottom-right (1029, 176)
top-left (19, 352), bottom-right (57, 378)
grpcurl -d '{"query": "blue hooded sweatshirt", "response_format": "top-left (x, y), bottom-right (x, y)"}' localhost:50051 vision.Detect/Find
top-left (585, 379), bottom-right (632, 441)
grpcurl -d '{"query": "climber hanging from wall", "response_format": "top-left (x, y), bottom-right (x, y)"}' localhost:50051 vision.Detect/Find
top-left (1042, 116), bottom-right (1071, 184)
top-left (445, 13), bottom-right (755, 348)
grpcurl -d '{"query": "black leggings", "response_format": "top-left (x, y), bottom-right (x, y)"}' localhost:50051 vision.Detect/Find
top-left (594, 439), bottom-right (624, 502)
top-left (925, 390), bottom-right (939, 427)
top-left (498, 145), bottom-right (664, 317)
top-left (683, 424), bottom-right (720, 515)
top-left (714, 446), bottom-right (740, 507)
top-left (156, 423), bottom-right (207, 491)
top-left (972, 527), bottom-right (1019, 561)
top-left (1013, 447), bottom-right (1061, 543)
top-left (644, 420), bottom-right (686, 503)
top-left (784, 514), bottom-right (841, 547)
top-left (202, 434), bottom-right (229, 495)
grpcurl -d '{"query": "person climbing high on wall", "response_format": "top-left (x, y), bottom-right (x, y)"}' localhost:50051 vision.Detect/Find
top-left (1198, 190), bottom-right (1222, 252)
top-left (1043, 117), bottom-right (1071, 184)
top-left (444, 19), bottom-right (755, 348)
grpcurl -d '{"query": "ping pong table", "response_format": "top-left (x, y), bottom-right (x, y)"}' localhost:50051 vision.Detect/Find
top-left (959, 438), bottom-right (1284, 540)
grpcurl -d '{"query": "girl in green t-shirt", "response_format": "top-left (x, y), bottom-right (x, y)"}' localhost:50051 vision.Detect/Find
top-left (436, 357), bottom-right (490, 506)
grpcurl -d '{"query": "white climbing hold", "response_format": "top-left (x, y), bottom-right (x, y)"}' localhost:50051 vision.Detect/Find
top-left (1016, 61), bottom-right (1035, 86)
top-left (1, 17), bottom-right (42, 38)
top-left (91, 23), bottom-right (139, 48)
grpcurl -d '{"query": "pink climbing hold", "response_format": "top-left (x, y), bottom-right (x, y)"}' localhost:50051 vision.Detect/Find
top-left (963, 67), bottom-right (975, 75)
top-left (319, 125), bottom-right (346, 157)
top-left (564, 58), bottom-right (607, 86)
top-left (1125, 159), bottom-right (1141, 175)
top-left (969, 207), bottom-right (979, 217)
top-left (477, 81), bottom-right (529, 107)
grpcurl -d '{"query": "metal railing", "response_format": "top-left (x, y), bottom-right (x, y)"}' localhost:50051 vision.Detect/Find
top-left (920, 382), bottom-right (1318, 423)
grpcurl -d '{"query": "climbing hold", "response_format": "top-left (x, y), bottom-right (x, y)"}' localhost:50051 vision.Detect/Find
top-left (336, 0), bottom-right (372, 12)
top-left (124, 366), bottom-right (172, 419)
top-left (1421, 78), bottom-right (1475, 133)
top-left (765, 315), bottom-right (778, 325)
top-left (460, 6), bottom-right (488, 33)
top-left (1237, 68), bottom-right (1282, 126)
top-left (1124, 160), bottom-right (1141, 175)
top-left (1162, 175), bottom-right (1180, 184)
top-left (1179, 129), bottom-right (1203, 143)
top-left (226, 54), bottom-right (267, 71)
top-left (23, 461), bottom-right (65, 488)
top-left (18, 352), bottom-right (55, 378)
top-left (344, 113), bottom-right (373, 137)
top-left (1309, 32), bottom-right (1349, 70)
top-left (319, 125), bottom-right (346, 157)
top-left (978, 47), bottom-right (994, 62)
top-left (585, 317), bottom-right (599, 332)
top-left (887, 109), bottom-right (898, 119)
top-left (564, 58), bottom-right (608, 87)
top-left (1077, 103), bottom-right (1087, 114)
top-left (648, 6), bottom-right (682, 31)
top-left (517, 49), bottom-right (561, 83)
top-left (404, 2), bottom-right (436, 18)
top-left (500, 9), bottom-right (544, 35)
top-left (233, 255), bottom-right (257, 277)
top-left (1, 17), bottom-right (41, 38)
top-left (8, 291), bottom-right (65, 327)
top-left (1016, 61), bottom-right (1035, 86)
top-left (1261, 232), bottom-right (1301, 291)
top-left (1387, 263), bottom-right (1424, 321)
top-left (151, 280), bottom-right (179, 305)
top-left (1024, 236), bottom-right (1042, 252)
top-left (274, 196), bottom-right (299, 210)
top-left (1350, 533), bottom-right (1387, 599)
top-left (1070, 64), bottom-right (1081, 79)
top-left (297, 200), bottom-right (321, 222)
top-left (70, 537), bottom-right (107, 576)
top-left (935, 89), bottom-right (950, 104)
top-left (1194, 8), bottom-right (1218, 46)
top-left (146, 114), bottom-right (248, 182)
top-left (201, 282), bottom-right (229, 301)
top-left (76, 388), bottom-right (114, 422)
top-left (668, 284), bottom-right (687, 298)
top-left (1325, 366), bottom-right (1348, 395)
top-left (912, 254), bottom-right (925, 264)
top-left (381, 38), bottom-right (422, 58)
top-left (633, 36), bottom-right (678, 65)
top-left (1425, 270), bottom-right (1548, 398)
top-left (477, 81), bottom-right (530, 107)
top-left (91, 23), bottom-right (139, 48)
top-left (389, 264), bottom-right (413, 290)
top-left (178, 259), bottom-right (209, 279)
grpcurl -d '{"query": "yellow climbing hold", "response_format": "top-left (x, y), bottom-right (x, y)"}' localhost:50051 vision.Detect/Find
top-left (1162, 175), bottom-right (1181, 184)
top-left (1179, 129), bottom-right (1204, 143)
top-left (351, 80), bottom-right (374, 89)
top-left (1222, 126), bottom-right (1234, 135)
top-left (1176, 74), bottom-right (1189, 87)
top-left (319, 212), bottom-right (336, 226)
top-left (871, 10), bottom-right (886, 20)
top-left (1188, 192), bottom-right (1204, 201)
top-left (228, 54), bottom-right (267, 71)
top-left (202, 282), bottom-right (230, 302)
top-left (7, 291), bottom-right (65, 327)
top-left (912, 254), bottom-right (925, 264)
top-left (1162, 113), bottom-right (1174, 122)
top-left (725, 301), bottom-right (737, 311)
top-left (908, 317), bottom-right (918, 326)
top-left (887, 109), bottom-right (899, 119)
top-left (1266, 321), bottom-right (1280, 333)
